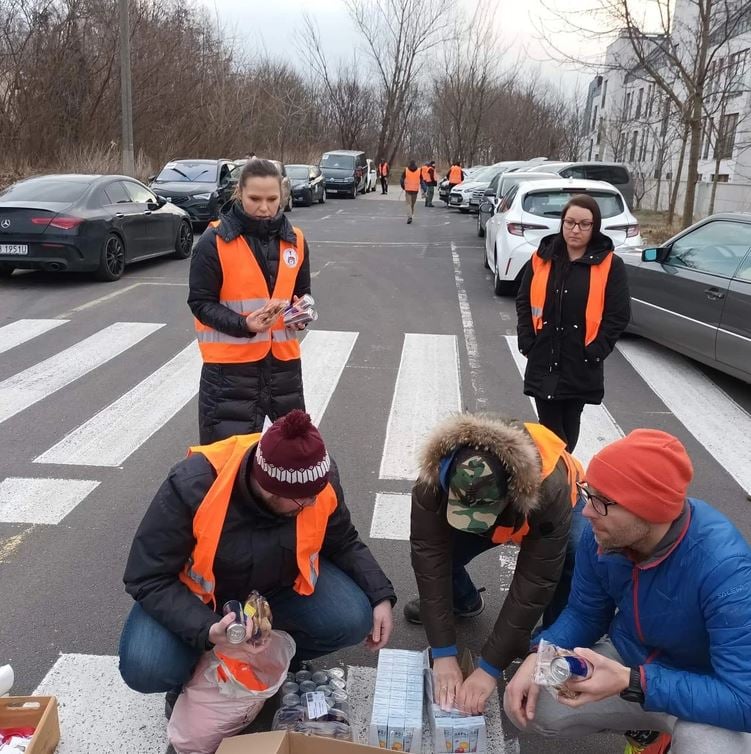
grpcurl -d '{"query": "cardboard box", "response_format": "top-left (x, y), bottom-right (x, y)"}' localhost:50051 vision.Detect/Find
top-left (216, 729), bottom-right (384, 753)
top-left (0, 696), bottom-right (60, 754)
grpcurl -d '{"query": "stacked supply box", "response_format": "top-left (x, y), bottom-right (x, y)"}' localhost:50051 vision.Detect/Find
top-left (368, 650), bottom-right (423, 752)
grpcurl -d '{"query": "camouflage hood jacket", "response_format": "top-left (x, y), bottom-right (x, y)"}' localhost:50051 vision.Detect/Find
top-left (409, 413), bottom-right (575, 672)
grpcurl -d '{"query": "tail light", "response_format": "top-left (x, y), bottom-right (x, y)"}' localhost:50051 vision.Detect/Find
top-left (607, 224), bottom-right (640, 237)
top-left (32, 216), bottom-right (83, 230)
top-left (507, 222), bottom-right (548, 236)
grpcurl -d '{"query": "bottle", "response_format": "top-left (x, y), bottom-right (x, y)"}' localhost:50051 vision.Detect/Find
top-left (549, 654), bottom-right (593, 684)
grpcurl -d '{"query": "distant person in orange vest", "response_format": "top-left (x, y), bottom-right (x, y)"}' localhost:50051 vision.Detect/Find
top-left (421, 161), bottom-right (437, 207)
top-left (120, 410), bottom-right (396, 711)
top-left (401, 160), bottom-right (421, 224)
top-left (446, 161), bottom-right (465, 194)
top-left (378, 158), bottom-right (390, 194)
top-left (188, 159), bottom-right (311, 444)
top-left (516, 195), bottom-right (631, 452)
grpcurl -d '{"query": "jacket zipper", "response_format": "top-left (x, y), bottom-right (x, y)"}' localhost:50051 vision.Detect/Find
top-left (632, 565), bottom-right (646, 644)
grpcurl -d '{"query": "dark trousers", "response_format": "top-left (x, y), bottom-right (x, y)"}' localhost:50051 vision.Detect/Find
top-left (534, 397), bottom-right (586, 453)
top-left (380, 176), bottom-right (388, 193)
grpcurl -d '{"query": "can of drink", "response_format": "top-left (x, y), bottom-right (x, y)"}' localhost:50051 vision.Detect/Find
top-left (295, 670), bottom-right (313, 683)
top-left (315, 685), bottom-right (332, 696)
top-left (311, 671), bottom-right (329, 685)
top-left (222, 600), bottom-right (246, 644)
top-left (330, 689), bottom-right (348, 703)
top-left (550, 655), bottom-right (593, 684)
top-left (328, 675), bottom-right (346, 691)
top-left (282, 693), bottom-right (301, 707)
top-left (326, 667), bottom-right (345, 680)
top-left (281, 682), bottom-right (300, 695)
top-left (299, 680), bottom-right (317, 693)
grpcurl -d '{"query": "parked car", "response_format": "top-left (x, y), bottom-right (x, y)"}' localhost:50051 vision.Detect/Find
top-left (0, 174), bottom-right (193, 281)
top-left (366, 159), bottom-right (378, 192)
top-left (484, 178), bottom-right (641, 295)
top-left (477, 171), bottom-right (557, 237)
top-left (233, 158), bottom-right (293, 212)
top-left (319, 150), bottom-right (368, 198)
top-left (438, 164), bottom-right (486, 203)
top-left (620, 213), bottom-right (751, 383)
top-left (448, 162), bottom-right (529, 213)
top-left (149, 159), bottom-right (236, 225)
top-left (287, 164), bottom-right (326, 206)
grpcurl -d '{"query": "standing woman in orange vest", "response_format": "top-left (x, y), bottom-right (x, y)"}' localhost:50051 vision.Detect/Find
top-left (516, 195), bottom-right (630, 452)
top-left (378, 158), bottom-right (390, 194)
top-left (400, 160), bottom-right (422, 224)
top-left (188, 159), bottom-right (311, 444)
top-left (446, 160), bottom-right (465, 194)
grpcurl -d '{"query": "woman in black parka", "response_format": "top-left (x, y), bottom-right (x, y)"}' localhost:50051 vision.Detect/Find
top-left (516, 194), bottom-right (630, 452)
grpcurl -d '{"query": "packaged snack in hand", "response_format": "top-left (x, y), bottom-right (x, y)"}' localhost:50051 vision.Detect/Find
top-left (244, 591), bottom-right (273, 645)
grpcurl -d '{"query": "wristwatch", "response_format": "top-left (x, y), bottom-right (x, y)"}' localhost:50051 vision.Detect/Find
top-left (620, 667), bottom-right (645, 704)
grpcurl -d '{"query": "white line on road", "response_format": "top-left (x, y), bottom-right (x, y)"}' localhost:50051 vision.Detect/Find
top-left (370, 493), bottom-right (411, 540)
top-left (0, 477), bottom-right (100, 524)
top-left (379, 334), bottom-right (461, 480)
top-left (504, 336), bottom-right (624, 468)
top-left (35, 342), bottom-right (202, 467)
top-left (0, 322), bottom-right (163, 426)
top-left (0, 319), bottom-right (68, 355)
top-left (617, 339), bottom-right (751, 494)
top-left (301, 330), bottom-right (359, 427)
top-left (55, 284), bottom-right (142, 317)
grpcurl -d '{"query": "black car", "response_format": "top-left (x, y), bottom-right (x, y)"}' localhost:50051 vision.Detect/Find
top-left (319, 150), bottom-right (368, 198)
top-left (149, 159), bottom-right (237, 224)
top-left (287, 164), bottom-right (326, 206)
top-left (0, 174), bottom-right (193, 282)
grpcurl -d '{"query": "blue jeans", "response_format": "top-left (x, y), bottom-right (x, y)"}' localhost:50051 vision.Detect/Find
top-left (118, 558), bottom-right (374, 694)
top-left (451, 495), bottom-right (587, 627)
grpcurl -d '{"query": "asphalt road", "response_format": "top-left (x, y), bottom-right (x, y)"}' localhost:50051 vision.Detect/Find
top-left (0, 190), bottom-right (749, 753)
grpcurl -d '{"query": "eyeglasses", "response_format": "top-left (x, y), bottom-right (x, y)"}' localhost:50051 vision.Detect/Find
top-left (577, 482), bottom-right (617, 516)
top-left (562, 218), bottom-right (593, 231)
top-left (290, 497), bottom-right (316, 512)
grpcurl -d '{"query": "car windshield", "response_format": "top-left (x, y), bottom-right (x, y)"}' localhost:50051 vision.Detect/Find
top-left (500, 174), bottom-right (557, 194)
top-left (286, 166), bottom-right (309, 180)
top-left (320, 154), bottom-right (355, 169)
top-left (154, 163), bottom-right (214, 182)
top-left (523, 190), bottom-right (624, 218)
top-left (472, 166), bottom-right (503, 182)
top-left (0, 179), bottom-right (89, 202)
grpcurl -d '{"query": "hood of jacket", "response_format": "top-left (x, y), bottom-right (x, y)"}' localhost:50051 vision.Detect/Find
top-left (537, 230), bottom-right (614, 265)
top-left (215, 199), bottom-right (297, 244)
top-left (416, 413), bottom-right (543, 516)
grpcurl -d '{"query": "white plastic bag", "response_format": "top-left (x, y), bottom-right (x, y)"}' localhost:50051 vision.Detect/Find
top-left (167, 630), bottom-right (295, 754)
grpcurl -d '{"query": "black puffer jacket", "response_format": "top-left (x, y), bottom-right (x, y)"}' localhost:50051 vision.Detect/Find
top-left (515, 232), bottom-right (630, 404)
top-left (124, 448), bottom-right (396, 651)
top-left (188, 201), bottom-right (311, 443)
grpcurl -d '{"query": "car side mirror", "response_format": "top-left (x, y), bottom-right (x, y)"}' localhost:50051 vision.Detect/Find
top-left (484, 188), bottom-right (495, 196)
top-left (148, 196), bottom-right (166, 210)
top-left (147, 175), bottom-right (156, 183)
top-left (641, 247), bottom-right (667, 263)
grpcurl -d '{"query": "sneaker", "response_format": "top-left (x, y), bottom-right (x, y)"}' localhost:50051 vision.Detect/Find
top-left (407, 217), bottom-right (412, 224)
top-left (403, 590), bottom-right (486, 625)
top-left (624, 731), bottom-right (671, 753)
top-left (164, 690), bottom-right (180, 720)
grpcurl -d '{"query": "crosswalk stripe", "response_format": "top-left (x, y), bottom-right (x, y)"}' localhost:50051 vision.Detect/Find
top-left (301, 330), bottom-right (359, 427)
top-left (34, 342), bottom-right (202, 468)
top-left (0, 477), bottom-right (99, 524)
top-left (370, 493), bottom-right (411, 540)
top-left (0, 322), bottom-right (163, 426)
top-left (33, 654), bottom-right (167, 753)
top-left (0, 318), bottom-right (68, 355)
top-left (504, 336), bottom-right (624, 468)
top-left (379, 334), bottom-right (462, 480)
top-left (618, 339), bottom-right (751, 494)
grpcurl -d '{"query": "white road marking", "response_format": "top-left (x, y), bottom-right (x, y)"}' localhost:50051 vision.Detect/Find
top-left (0, 477), bottom-right (99, 524)
top-left (370, 493), bottom-right (411, 540)
top-left (379, 334), bottom-right (461, 480)
top-left (0, 319), bottom-right (68, 355)
top-left (56, 284), bottom-right (142, 317)
top-left (301, 330), bottom-right (358, 427)
top-left (33, 654), bottom-right (168, 754)
top-left (618, 338), bottom-right (751, 494)
top-left (0, 322), bottom-right (163, 426)
top-left (504, 336), bottom-right (624, 468)
top-left (35, 342), bottom-right (202, 467)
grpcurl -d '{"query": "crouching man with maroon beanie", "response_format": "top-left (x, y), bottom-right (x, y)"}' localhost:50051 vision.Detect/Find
top-left (120, 410), bottom-right (396, 704)
top-left (505, 429), bottom-right (751, 754)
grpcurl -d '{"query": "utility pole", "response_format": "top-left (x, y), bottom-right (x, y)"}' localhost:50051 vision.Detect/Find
top-left (119, 0), bottom-right (135, 175)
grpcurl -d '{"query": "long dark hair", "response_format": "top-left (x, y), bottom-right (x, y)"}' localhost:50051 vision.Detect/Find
top-left (233, 158), bottom-right (281, 199)
top-left (560, 194), bottom-right (602, 236)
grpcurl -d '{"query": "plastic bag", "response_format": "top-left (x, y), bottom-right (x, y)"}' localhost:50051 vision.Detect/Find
top-left (533, 639), bottom-right (593, 700)
top-left (167, 630), bottom-right (295, 754)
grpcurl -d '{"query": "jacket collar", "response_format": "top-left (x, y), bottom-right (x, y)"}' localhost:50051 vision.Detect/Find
top-left (537, 231), bottom-right (614, 265)
top-left (233, 447), bottom-right (288, 526)
top-left (215, 200), bottom-right (296, 245)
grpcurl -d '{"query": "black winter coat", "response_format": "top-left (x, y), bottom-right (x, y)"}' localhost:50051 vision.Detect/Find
top-left (123, 449), bottom-right (396, 651)
top-left (516, 233), bottom-right (630, 404)
top-left (188, 202), bottom-right (311, 443)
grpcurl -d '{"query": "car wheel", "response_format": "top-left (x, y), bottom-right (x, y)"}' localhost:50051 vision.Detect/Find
top-left (96, 233), bottom-right (126, 282)
top-left (0, 263), bottom-right (14, 278)
top-left (319, 188), bottom-right (326, 204)
top-left (477, 215), bottom-right (485, 238)
top-left (172, 220), bottom-right (194, 259)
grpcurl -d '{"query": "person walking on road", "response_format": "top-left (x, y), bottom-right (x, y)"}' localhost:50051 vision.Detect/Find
top-left (516, 195), bottom-right (630, 453)
top-left (504, 429), bottom-right (751, 754)
top-left (421, 161), bottom-right (437, 207)
top-left (119, 410), bottom-right (396, 704)
top-left (378, 158), bottom-right (390, 194)
top-left (446, 160), bottom-right (465, 195)
top-left (406, 413), bottom-right (586, 715)
top-left (401, 160), bottom-right (421, 224)
top-left (188, 158), bottom-right (311, 444)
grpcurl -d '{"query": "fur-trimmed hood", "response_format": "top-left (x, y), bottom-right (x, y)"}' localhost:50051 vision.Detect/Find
top-left (416, 413), bottom-right (542, 516)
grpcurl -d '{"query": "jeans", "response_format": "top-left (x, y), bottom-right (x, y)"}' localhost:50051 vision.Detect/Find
top-left (451, 494), bottom-right (587, 628)
top-left (118, 558), bottom-right (374, 694)
top-left (425, 185), bottom-right (435, 206)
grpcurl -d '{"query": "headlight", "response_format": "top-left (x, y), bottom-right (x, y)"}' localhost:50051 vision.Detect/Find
top-left (192, 193), bottom-right (212, 200)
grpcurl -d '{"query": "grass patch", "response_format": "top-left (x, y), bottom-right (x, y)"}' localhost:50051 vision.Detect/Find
top-left (634, 210), bottom-right (679, 246)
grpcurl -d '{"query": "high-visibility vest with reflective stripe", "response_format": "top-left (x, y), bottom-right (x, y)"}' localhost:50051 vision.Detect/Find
top-left (490, 422), bottom-right (583, 545)
top-left (421, 166), bottom-right (433, 182)
top-left (178, 433), bottom-right (339, 609)
top-left (529, 251), bottom-right (613, 346)
top-left (193, 226), bottom-right (305, 364)
top-left (378, 162), bottom-right (389, 177)
top-left (448, 165), bottom-right (463, 183)
top-left (404, 168), bottom-right (421, 192)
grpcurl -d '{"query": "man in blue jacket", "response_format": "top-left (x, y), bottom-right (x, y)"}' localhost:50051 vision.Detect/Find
top-left (504, 429), bottom-right (751, 753)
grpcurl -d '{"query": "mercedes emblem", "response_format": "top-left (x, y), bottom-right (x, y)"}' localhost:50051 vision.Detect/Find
top-left (0, 219), bottom-right (10, 229)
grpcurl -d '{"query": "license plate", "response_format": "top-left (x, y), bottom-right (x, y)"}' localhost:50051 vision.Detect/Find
top-left (0, 244), bottom-right (28, 255)
top-left (451, 197), bottom-right (461, 204)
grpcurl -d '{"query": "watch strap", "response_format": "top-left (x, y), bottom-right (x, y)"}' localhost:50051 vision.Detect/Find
top-left (619, 666), bottom-right (645, 704)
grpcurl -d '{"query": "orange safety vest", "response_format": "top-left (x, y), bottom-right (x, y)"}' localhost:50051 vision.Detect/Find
top-left (421, 166), bottom-right (433, 183)
top-left (404, 167), bottom-right (421, 192)
top-left (490, 423), bottom-right (583, 545)
top-left (193, 226), bottom-right (305, 364)
top-left (378, 162), bottom-right (390, 177)
top-left (529, 251), bottom-right (613, 346)
top-left (178, 433), bottom-right (339, 611)
top-left (448, 165), bottom-right (463, 184)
